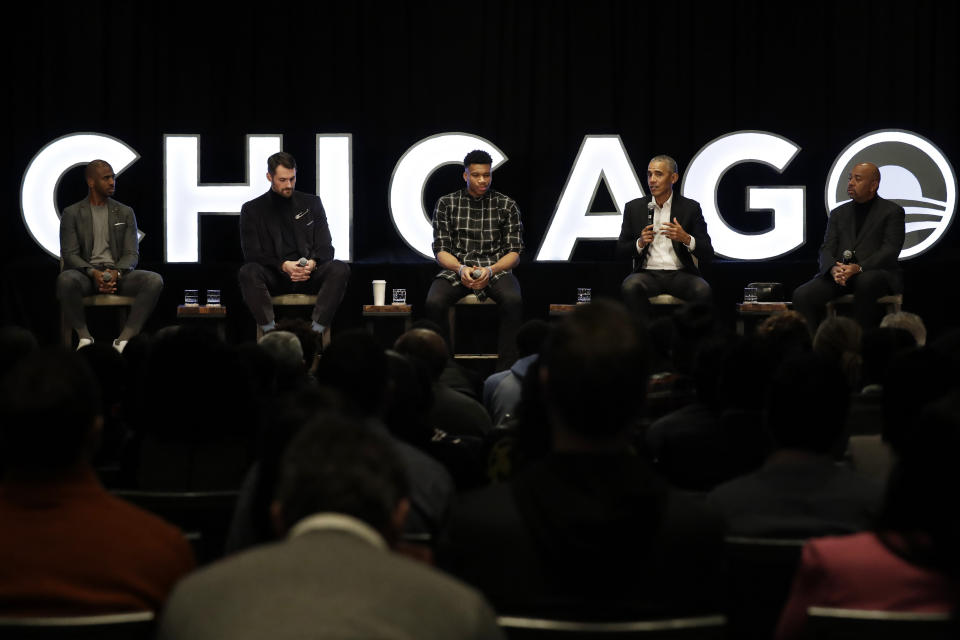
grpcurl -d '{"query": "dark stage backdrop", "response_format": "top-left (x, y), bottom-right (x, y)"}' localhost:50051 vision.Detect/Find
top-left (4, 1), bottom-right (959, 343)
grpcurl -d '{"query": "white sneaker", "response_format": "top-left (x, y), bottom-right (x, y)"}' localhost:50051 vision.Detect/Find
top-left (113, 339), bottom-right (128, 353)
top-left (76, 337), bottom-right (94, 350)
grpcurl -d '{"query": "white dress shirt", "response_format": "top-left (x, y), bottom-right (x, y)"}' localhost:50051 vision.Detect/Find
top-left (636, 193), bottom-right (695, 270)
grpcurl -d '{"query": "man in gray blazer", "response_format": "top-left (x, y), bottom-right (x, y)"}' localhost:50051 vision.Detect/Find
top-left (793, 162), bottom-right (905, 330)
top-left (57, 160), bottom-right (163, 352)
top-left (159, 417), bottom-right (503, 640)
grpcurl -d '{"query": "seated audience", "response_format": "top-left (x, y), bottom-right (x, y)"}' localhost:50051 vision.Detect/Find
top-left (482, 319), bottom-right (548, 428)
top-left (394, 328), bottom-right (493, 438)
top-left (440, 300), bottom-right (724, 619)
top-left (776, 391), bottom-right (960, 640)
top-left (707, 354), bottom-right (882, 537)
top-left (314, 330), bottom-right (454, 537)
top-left (0, 349), bottom-right (193, 615)
top-left (812, 317), bottom-right (862, 391)
top-left (159, 418), bottom-right (503, 640)
top-left (880, 310), bottom-right (927, 346)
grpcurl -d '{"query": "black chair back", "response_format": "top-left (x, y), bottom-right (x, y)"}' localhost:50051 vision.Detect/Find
top-left (497, 615), bottom-right (726, 639)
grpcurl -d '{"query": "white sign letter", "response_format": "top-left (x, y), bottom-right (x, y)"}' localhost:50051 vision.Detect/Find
top-left (164, 134), bottom-right (282, 263)
top-left (21, 133), bottom-right (139, 257)
top-left (317, 134), bottom-right (353, 261)
top-left (536, 136), bottom-right (644, 261)
top-left (683, 131), bottom-right (804, 260)
top-left (389, 133), bottom-right (506, 259)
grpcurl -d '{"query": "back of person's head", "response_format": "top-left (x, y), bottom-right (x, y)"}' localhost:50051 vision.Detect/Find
top-left (393, 328), bottom-right (448, 381)
top-left (766, 353), bottom-right (849, 454)
top-left (879, 391), bottom-right (960, 574)
top-left (756, 310), bottom-right (812, 366)
top-left (515, 319), bottom-right (549, 358)
top-left (860, 327), bottom-right (917, 388)
top-left (137, 326), bottom-right (257, 439)
top-left (314, 330), bottom-right (388, 418)
top-left (880, 311), bottom-right (927, 347)
top-left (813, 317), bottom-right (862, 390)
top-left (0, 349), bottom-right (101, 471)
top-left (274, 416), bottom-right (410, 543)
top-left (883, 347), bottom-right (957, 453)
top-left (275, 318), bottom-right (320, 370)
top-left (383, 350), bottom-right (434, 445)
top-left (541, 299), bottom-right (648, 439)
top-left (259, 330), bottom-right (305, 374)
top-left (0, 326), bottom-right (38, 379)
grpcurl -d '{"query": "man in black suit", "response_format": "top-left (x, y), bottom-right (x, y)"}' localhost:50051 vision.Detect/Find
top-left (617, 155), bottom-right (714, 321)
top-left (793, 162), bottom-right (905, 330)
top-left (238, 152), bottom-right (350, 336)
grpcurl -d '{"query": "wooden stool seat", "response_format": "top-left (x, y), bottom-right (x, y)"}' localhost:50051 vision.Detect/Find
top-left (649, 294), bottom-right (686, 305)
top-left (256, 294), bottom-right (330, 346)
top-left (61, 294), bottom-right (137, 347)
top-left (826, 294), bottom-right (903, 317)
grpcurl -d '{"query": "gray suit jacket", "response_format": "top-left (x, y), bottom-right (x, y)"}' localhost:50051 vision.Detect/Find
top-left (159, 529), bottom-right (503, 640)
top-left (60, 197), bottom-right (139, 273)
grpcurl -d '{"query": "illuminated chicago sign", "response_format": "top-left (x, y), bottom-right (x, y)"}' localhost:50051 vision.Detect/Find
top-left (20, 129), bottom-right (955, 263)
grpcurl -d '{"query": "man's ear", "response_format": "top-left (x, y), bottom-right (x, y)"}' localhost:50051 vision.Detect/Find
top-left (390, 497), bottom-right (411, 540)
top-left (270, 500), bottom-right (287, 538)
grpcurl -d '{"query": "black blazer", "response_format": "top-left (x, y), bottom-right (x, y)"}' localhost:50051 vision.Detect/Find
top-left (616, 193), bottom-right (714, 275)
top-left (239, 190), bottom-right (335, 271)
top-left (817, 195), bottom-right (905, 279)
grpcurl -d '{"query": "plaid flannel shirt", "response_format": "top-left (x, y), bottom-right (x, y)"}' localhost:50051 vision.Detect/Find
top-left (432, 188), bottom-right (524, 299)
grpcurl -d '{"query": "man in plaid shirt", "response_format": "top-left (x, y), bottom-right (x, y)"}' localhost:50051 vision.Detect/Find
top-left (425, 150), bottom-right (524, 369)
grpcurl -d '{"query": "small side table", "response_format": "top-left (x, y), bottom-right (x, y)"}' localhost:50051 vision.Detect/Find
top-left (363, 304), bottom-right (413, 345)
top-left (549, 303), bottom-right (578, 318)
top-left (177, 305), bottom-right (228, 341)
top-left (736, 301), bottom-right (791, 335)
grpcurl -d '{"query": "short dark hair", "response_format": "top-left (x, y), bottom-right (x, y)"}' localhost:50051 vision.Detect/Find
top-left (393, 328), bottom-right (448, 381)
top-left (276, 417), bottom-right (409, 536)
top-left (0, 349), bottom-right (101, 470)
top-left (267, 152), bottom-right (297, 175)
top-left (541, 299), bottom-right (648, 437)
top-left (766, 353), bottom-right (849, 453)
top-left (463, 149), bottom-right (493, 169)
top-left (85, 159), bottom-right (112, 181)
top-left (314, 330), bottom-right (388, 417)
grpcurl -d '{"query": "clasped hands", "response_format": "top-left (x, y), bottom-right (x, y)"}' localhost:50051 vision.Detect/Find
top-left (831, 262), bottom-right (861, 286)
top-left (639, 217), bottom-right (691, 248)
top-left (282, 259), bottom-right (316, 282)
top-left (92, 268), bottom-right (120, 293)
top-left (459, 265), bottom-right (493, 290)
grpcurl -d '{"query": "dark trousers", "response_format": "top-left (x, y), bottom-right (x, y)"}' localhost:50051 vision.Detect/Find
top-left (425, 273), bottom-right (522, 370)
top-left (238, 260), bottom-right (350, 327)
top-left (56, 269), bottom-right (163, 335)
top-left (621, 269), bottom-right (712, 322)
top-left (792, 270), bottom-right (900, 331)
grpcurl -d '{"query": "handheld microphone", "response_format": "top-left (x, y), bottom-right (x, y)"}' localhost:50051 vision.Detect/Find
top-left (297, 257), bottom-right (308, 267)
top-left (101, 271), bottom-right (112, 282)
top-left (841, 250), bottom-right (856, 265)
top-left (471, 268), bottom-right (484, 279)
top-left (646, 201), bottom-right (655, 227)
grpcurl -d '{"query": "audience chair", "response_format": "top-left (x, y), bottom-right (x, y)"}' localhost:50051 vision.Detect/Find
top-left (60, 295), bottom-right (136, 347)
top-left (111, 489), bottom-right (240, 565)
top-left (0, 611), bottom-right (154, 640)
top-left (805, 606), bottom-right (951, 640)
top-left (723, 536), bottom-right (806, 640)
top-left (496, 615), bottom-right (726, 639)
top-left (826, 294), bottom-right (903, 318)
top-left (255, 294), bottom-right (331, 347)
top-left (448, 293), bottom-right (498, 357)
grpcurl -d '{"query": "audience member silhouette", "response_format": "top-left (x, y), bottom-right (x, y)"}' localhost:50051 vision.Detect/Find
top-left (161, 417), bottom-right (503, 640)
top-left (707, 354), bottom-right (882, 537)
top-left (776, 390), bottom-right (960, 640)
top-left (0, 349), bottom-right (193, 615)
top-left (482, 319), bottom-right (548, 428)
top-left (440, 300), bottom-right (725, 619)
top-left (394, 328), bottom-right (493, 438)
